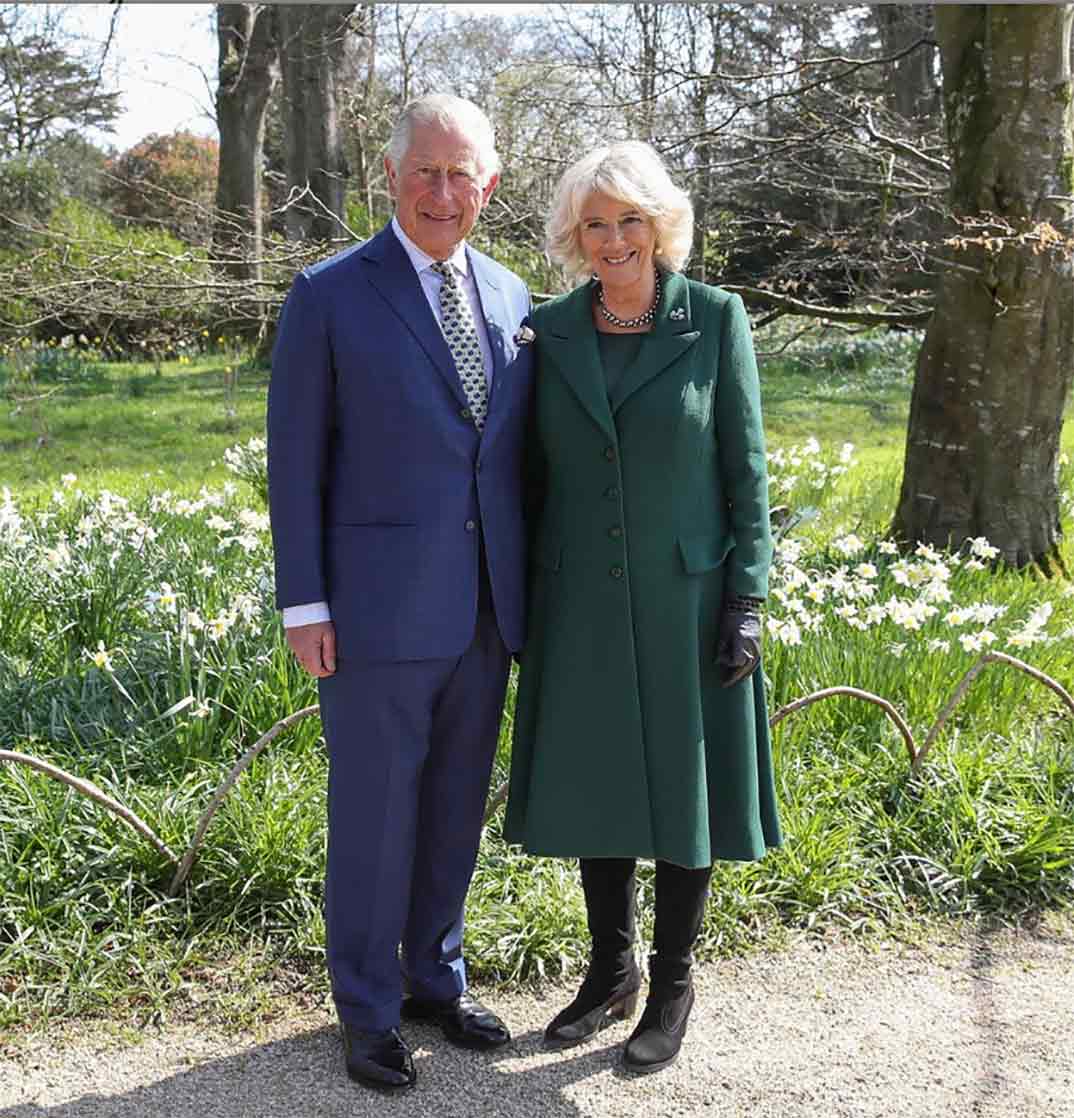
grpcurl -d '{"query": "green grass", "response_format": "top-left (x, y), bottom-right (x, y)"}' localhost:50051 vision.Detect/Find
top-left (1, 329), bottom-right (1072, 1032)
top-left (0, 347), bottom-right (267, 499)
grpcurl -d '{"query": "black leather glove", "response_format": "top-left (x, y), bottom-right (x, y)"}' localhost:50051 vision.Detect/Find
top-left (716, 594), bottom-right (763, 688)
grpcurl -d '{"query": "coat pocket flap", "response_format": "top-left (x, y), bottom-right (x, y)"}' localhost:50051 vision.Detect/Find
top-left (533, 538), bottom-right (562, 572)
top-left (678, 533), bottom-right (735, 574)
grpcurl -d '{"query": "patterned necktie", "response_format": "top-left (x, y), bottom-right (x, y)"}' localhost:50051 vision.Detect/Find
top-left (431, 260), bottom-right (488, 432)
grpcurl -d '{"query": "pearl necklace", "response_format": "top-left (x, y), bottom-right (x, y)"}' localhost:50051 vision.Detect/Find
top-left (595, 270), bottom-right (661, 329)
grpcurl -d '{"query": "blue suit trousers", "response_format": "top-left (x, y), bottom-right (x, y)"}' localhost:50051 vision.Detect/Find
top-left (317, 590), bottom-right (510, 1031)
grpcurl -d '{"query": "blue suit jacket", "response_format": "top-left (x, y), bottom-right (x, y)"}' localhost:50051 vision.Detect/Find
top-left (267, 224), bottom-right (534, 662)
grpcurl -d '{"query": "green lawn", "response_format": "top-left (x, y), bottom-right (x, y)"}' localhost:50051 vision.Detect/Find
top-left (0, 355), bottom-right (268, 499)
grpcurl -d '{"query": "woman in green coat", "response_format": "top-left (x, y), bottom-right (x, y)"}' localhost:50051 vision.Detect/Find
top-left (504, 141), bottom-right (781, 1074)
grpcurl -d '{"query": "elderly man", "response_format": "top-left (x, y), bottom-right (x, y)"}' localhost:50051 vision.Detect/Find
top-left (267, 94), bottom-right (533, 1092)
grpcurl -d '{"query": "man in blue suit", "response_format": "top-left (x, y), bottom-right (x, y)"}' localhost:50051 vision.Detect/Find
top-left (267, 94), bottom-right (533, 1092)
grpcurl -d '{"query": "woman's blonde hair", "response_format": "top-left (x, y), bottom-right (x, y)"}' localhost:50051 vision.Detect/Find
top-left (546, 141), bottom-right (694, 282)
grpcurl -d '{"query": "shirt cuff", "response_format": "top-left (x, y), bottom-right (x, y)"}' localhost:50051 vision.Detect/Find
top-left (282, 601), bottom-right (331, 628)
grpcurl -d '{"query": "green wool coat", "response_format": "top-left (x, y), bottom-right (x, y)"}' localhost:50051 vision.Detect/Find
top-left (503, 272), bottom-right (783, 868)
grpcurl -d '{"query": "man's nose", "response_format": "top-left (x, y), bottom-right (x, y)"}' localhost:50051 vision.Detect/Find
top-left (429, 171), bottom-right (452, 199)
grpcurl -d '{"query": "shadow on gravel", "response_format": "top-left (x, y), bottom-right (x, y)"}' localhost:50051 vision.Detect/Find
top-left (1, 1021), bottom-right (629, 1118)
top-left (968, 922), bottom-right (1005, 1117)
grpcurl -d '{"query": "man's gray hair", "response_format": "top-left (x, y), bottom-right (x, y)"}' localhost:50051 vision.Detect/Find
top-left (386, 94), bottom-right (500, 183)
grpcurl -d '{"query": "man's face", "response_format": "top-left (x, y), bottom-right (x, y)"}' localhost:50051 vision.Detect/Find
top-left (385, 120), bottom-right (498, 259)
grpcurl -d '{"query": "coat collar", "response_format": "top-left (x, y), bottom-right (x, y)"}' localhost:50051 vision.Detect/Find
top-left (540, 271), bottom-right (701, 437)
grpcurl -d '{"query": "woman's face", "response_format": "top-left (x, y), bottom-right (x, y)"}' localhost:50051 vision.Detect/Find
top-left (578, 190), bottom-right (656, 294)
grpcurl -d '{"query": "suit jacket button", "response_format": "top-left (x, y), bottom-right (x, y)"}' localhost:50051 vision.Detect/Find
top-left (605, 486), bottom-right (619, 499)
top-left (465, 519), bottom-right (476, 532)
top-left (610, 565), bottom-right (623, 579)
top-left (609, 525), bottom-right (622, 539)
top-left (603, 446), bottom-right (616, 462)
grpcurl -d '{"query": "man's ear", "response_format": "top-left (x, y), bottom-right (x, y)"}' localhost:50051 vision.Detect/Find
top-left (384, 157), bottom-right (398, 200)
top-left (481, 172), bottom-right (500, 205)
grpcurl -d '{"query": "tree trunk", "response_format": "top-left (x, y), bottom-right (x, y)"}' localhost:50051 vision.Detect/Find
top-left (213, 3), bottom-right (279, 281)
top-left (893, 4), bottom-right (1074, 569)
top-left (277, 4), bottom-right (356, 243)
top-left (873, 3), bottom-right (939, 119)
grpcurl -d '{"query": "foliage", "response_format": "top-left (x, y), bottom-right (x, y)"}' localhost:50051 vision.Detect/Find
top-left (0, 3), bottom-right (121, 157)
top-left (104, 131), bottom-right (220, 245)
top-left (0, 156), bottom-right (58, 248)
top-left (0, 197), bottom-right (215, 344)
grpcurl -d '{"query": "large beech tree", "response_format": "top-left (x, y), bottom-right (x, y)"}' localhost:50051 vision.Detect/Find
top-left (893, 4), bottom-right (1074, 568)
top-left (213, 3), bottom-right (278, 277)
top-left (276, 4), bottom-right (356, 242)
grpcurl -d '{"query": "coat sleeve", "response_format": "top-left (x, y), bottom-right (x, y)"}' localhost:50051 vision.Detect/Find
top-left (267, 271), bottom-right (334, 610)
top-left (714, 293), bottom-right (773, 599)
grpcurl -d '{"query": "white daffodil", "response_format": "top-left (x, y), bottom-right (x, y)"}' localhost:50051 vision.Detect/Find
top-left (833, 534), bottom-right (865, 557)
top-left (968, 536), bottom-right (1000, 560)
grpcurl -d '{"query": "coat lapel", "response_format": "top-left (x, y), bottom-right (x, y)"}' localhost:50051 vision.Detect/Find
top-left (540, 284), bottom-right (616, 442)
top-left (610, 271), bottom-right (701, 414)
top-left (360, 226), bottom-right (468, 409)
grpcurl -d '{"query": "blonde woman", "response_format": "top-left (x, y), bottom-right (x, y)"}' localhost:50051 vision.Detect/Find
top-left (505, 141), bottom-right (781, 1073)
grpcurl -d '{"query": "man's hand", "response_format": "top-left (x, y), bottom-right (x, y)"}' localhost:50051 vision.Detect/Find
top-left (287, 621), bottom-right (337, 677)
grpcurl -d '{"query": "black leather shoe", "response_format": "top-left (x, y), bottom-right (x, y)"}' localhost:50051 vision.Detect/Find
top-left (341, 1024), bottom-right (416, 1091)
top-left (544, 956), bottom-right (641, 1047)
top-left (622, 980), bottom-right (695, 1075)
top-left (401, 991), bottom-right (511, 1050)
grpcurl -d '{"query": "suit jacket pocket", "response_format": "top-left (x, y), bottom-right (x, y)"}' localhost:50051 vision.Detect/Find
top-left (678, 533), bottom-right (735, 574)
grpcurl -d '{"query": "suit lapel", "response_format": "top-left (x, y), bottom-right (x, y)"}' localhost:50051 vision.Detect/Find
top-left (610, 271), bottom-right (701, 413)
top-left (360, 226), bottom-right (468, 408)
top-left (468, 248), bottom-right (515, 441)
top-left (469, 248), bottom-right (508, 383)
top-left (540, 285), bottom-right (616, 442)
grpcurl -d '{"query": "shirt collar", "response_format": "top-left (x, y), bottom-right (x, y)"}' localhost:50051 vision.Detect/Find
top-left (391, 215), bottom-right (469, 280)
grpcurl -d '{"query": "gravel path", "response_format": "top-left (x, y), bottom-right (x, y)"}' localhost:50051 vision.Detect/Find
top-left (2, 922), bottom-right (1071, 1118)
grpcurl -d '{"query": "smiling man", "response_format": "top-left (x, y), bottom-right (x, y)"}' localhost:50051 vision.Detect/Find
top-left (267, 95), bottom-right (534, 1093)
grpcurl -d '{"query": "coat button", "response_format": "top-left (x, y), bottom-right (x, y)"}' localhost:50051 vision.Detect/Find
top-left (610, 565), bottom-right (623, 579)
top-left (603, 445), bottom-right (616, 462)
top-left (460, 406), bottom-right (472, 420)
top-left (605, 486), bottom-right (619, 499)
top-left (609, 525), bottom-right (622, 539)
top-left (465, 519), bottom-right (476, 532)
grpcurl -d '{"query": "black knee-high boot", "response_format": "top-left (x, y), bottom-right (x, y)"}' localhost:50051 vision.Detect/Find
top-left (623, 860), bottom-right (711, 1073)
top-left (544, 858), bottom-right (642, 1046)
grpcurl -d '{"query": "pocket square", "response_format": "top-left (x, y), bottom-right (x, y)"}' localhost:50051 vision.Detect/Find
top-left (514, 325), bottom-right (536, 345)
